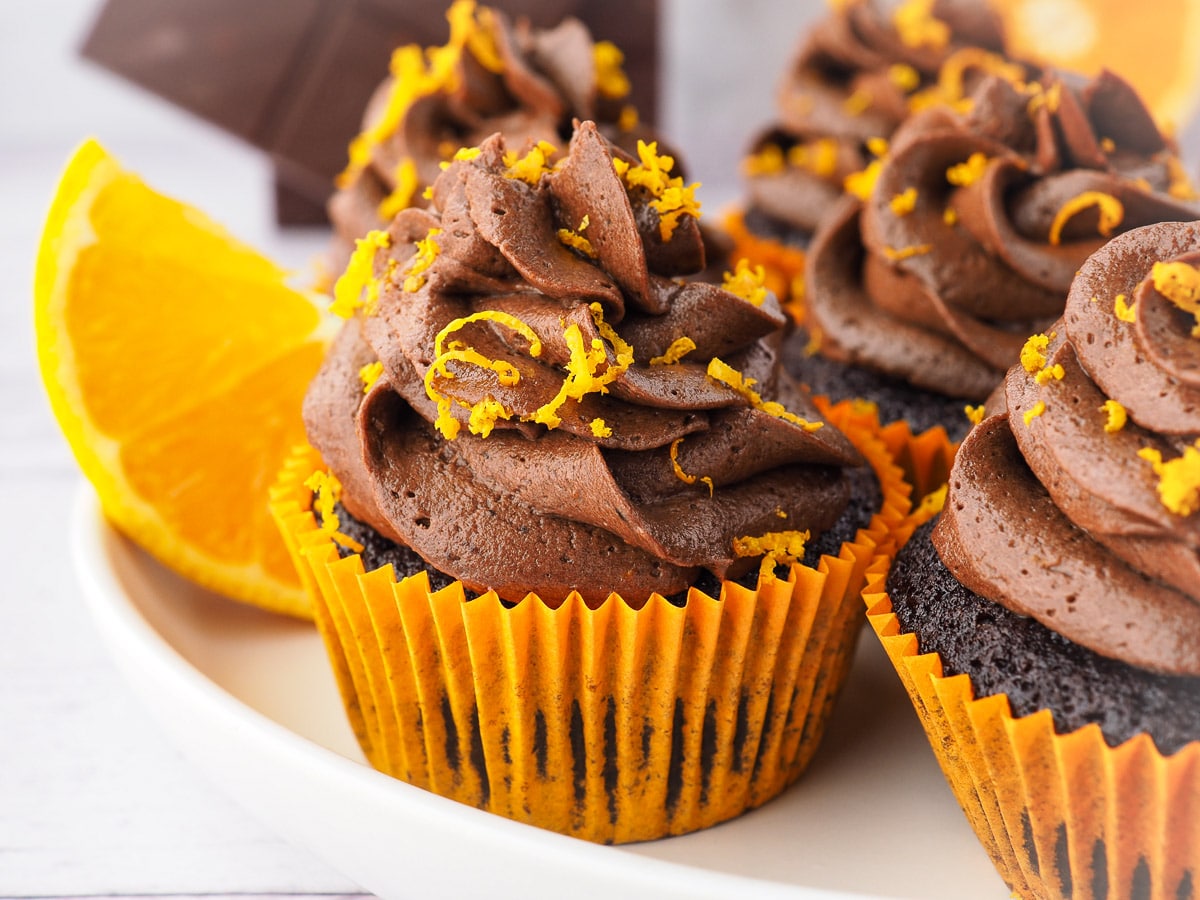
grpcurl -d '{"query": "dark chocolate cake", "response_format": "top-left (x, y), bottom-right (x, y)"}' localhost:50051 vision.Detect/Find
top-left (889, 521), bottom-right (1200, 754)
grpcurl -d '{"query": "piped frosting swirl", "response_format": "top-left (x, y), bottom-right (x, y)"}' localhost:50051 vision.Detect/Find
top-left (306, 122), bottom-right (863, 605)
top-left (741, 0), bottom-right (1007, 241)
top-left (934, 221), bottom-right (1200, 675)
top-left (804, 65), bottom-right (1200, 399)
top-left (328, 0), bottom-right (665, 272)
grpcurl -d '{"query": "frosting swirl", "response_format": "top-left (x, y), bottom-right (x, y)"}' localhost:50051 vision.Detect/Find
top-left (741, 0), bottom-right (1006, 239)
top-left (328, 0), bottom-right (664, 271)
top-left (934, 221), bottom-right (1200, 675)
top-left (305, 122), bottom-right (863, 604)
top-left (804, 66), bottom-right (1200, 399)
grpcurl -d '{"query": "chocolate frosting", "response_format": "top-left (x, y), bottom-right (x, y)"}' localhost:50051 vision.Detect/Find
top-left (743, 0), bottom-right (1006, 237)
top-left (934, 221), bottom-right (1200, 675)
top-left (328, 2), bottom-right (670, 271)
top-left (306, 122), bottom-right (863, 604)
top-left (804, 68), bottom-right (1200, 399)
top-left (781, 0), bottom-right (1006, 137)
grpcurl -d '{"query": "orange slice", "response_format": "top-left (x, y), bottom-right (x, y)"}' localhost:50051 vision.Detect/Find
top-left (995, 0), bottom-right (1200, 133)
top-left (36, 140), bottom-right (336, 618)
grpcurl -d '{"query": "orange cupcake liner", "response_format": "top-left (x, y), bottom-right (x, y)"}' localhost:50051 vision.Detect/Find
top-left (815, 395), bottom-right (958, 506)
top-left (723, 207), bottom-right (807, 324)
top-left (861, 428), bottom-right (1200, 899)
top-left (268, 402), bottom-right (912, 843)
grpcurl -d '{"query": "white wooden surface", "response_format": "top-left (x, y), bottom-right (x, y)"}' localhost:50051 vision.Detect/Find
top-left (1, 2), bottom-right (817, 896)
top-left (2, 1), bottom-right (370, 895)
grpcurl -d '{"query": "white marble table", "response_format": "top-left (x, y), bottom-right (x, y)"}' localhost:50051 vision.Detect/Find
top-left (1, 2), bottom-right (816, 896)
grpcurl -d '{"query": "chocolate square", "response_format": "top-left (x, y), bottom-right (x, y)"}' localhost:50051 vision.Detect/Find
top-left (80, 0), bottom-right (660, 224)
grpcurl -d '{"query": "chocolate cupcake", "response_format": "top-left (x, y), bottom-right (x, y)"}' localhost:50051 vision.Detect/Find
top-left (866, 220), bottom-right (1200, 899)
top-left (725, 0), bottom-right (1007, 316)
top-left (795, 64), bottom-right (1200, 441)
top-left (328, 0), bottom-right (669, 274)
top-left (271, 121), bottom-right (913, 842)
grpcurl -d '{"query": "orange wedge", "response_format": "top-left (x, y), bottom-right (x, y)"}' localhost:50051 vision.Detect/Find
top-left (995, 0), bottom-right (1200, 133)
top-left (36, 140), bottom-right (335, 618)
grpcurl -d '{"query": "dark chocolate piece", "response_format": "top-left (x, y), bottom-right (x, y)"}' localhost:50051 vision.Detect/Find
top-left (79, 0), bottom-right (660, 224)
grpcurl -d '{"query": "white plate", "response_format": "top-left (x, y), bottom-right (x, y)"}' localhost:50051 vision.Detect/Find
top-left (71, 487), bottom-right (1008, 900)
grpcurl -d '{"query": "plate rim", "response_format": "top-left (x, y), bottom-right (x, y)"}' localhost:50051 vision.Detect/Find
top-left (68, 483), bottom-right (947, 900)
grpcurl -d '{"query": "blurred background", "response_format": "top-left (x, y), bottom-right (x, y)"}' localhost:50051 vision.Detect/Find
top-left (6, 0), bottom-right (1197, 239)
top-left (2, 0), bottom-right (1198, 896)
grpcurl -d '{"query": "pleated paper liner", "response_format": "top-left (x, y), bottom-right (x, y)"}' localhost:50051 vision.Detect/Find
top-left (814, 395), bottom-right (958, 506)
top-left (862, 493), bottom-right (1200, 899)
top-left (268, 401), bottom-right (912, 844)
top-left (722, 208), bottom-right (807, 324)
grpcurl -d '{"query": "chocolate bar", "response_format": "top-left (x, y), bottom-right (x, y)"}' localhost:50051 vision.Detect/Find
top-left (80, 0), bottom-right (660, 224)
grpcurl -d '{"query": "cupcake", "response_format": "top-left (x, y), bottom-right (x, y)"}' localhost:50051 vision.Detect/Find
top-left (271, 120), bottom-right (913, 842)
top-left (866, 220), bottom-right (1200, 898)
top-left (794, 63), bottom-right (1200, 441)
top-left (327, 0), bottom-right (669, 274)
top-left (725, 0), bottom-right (1007, 317)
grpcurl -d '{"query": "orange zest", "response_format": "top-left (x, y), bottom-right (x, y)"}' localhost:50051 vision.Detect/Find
top-left (1047, 191), bottom-right (1124, 246)
top-left (1139, 441), bottom-right (1200, 516)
